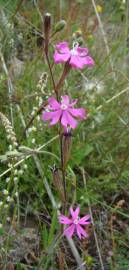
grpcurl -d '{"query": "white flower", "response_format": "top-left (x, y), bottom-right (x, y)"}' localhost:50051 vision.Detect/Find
top-left (32, 138), bottom-right (35, 144)
top-left (0, 224), bottom-right (3, 228)
top-left (15, 192), bottom-right (18, 197)
top-left (14, 177), bottom-right (18, 182)
top-left (8, 163), bottom-right (13, 168)
top-left (31, 111), bottom-right (35, 116)
top-left (33, 107), bottom-right (38, 111)
top-left (32, 126), bottom-right (37, 132)
top-left (18, 170), bottom-right (24, 175)
top-left (14, 169), bottom-right (18, 175)
top-left (6, 196), bottom-right (11, 202)
top-left (6, 177), bottom-right (10, 183)
top-left (3, 190), bottom-right (8, 195)
top-left (36, 115), bottom-right (40, 122)
top-left (8, 145), bottom-right (13, 151)
top-left (23, 164), bottom-right (28, 170)
top-left (14, 142), bottom-right (18, 147)
top-left (36, 96), bottom-right (39, 101)
top-left (28, 128), bottom-right (32, 133)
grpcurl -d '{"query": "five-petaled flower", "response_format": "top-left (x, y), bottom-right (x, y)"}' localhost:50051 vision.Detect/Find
top-left (42, 95), bottom-right (86, 129)
top-left (59, 207), bottom-right (90, 239)
top-left (54, 41), bottom-right (94, 69)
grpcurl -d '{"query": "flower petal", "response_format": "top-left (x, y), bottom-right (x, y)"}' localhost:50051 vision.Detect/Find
top-left (69, 108), bottom-right (86, 119)
top-left (54, 51), bottom-right (70, 63)
top-left (54, 42), bottom-right (70, 63)
top-left (70, 207), bottom-right (80, 220)
top-left (61, 111), bottom-right (78, 129)
top-left (59, 214), bottom-right (72, 224)
top-left (61, 95), bottom-right (70, 105)
top-left (61, 111), bottom-right (69, 128)
top-left (64, 224), bottom-right (75, 238)
top-left (42, 110), bottom-right (61, 125)
top-left (83, 56), bottom-right (95, 67)
top-left (56, 42), bottom-right (70, 53)
top-left (48, 97), bottom-right (60, 110)
top-left (50, 110), bottom-right (62, 125)
top-left (69, 99), bottom-right (78, 107)
top-left (66, 111), bottom-right (78, 129)
top-left (76, 224), bottom-right (88, 239)
top-left (42, 111), bottom-right (53, 121)
top-left (79, 214), bottom-right (91, 225)
top-left (70, 55), bottom-right (84, 69)
top-left (77, 47), bottom-right (88, 56)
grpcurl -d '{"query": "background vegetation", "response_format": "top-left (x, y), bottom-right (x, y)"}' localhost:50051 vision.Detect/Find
top-left (0, 0), bottom-right (129, 269)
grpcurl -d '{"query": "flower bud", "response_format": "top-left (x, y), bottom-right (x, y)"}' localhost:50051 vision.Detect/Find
top-left (43, 13), bottom-right (51, 54)
top-left (54, 20), bottom-right (66, 33)
top-left (62, 130), bottom-right (72, 169)
top-left (51, 165), bottom-right (65, 202)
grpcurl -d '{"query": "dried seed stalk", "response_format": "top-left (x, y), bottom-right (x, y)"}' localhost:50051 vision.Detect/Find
top-left (0, 112), bottom-right (17, 147)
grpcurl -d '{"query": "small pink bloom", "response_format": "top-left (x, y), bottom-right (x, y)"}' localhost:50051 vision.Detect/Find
top-left (42, 95), bottom-right (86, 129)
top-left (54, 41), bottom-right (94, 69)
top-left (59, 207), bottom-right (90, 239)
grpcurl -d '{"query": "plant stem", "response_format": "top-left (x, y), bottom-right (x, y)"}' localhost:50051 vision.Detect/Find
top-left (44, 51), bottom-right (66, 211)
top-left (60, 131), bottom-right (67, 205)
top-left (45, 52), bottom-right (58, 98)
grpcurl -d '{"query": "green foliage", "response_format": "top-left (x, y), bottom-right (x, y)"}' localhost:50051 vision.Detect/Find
top-left (0, 0), bottom-right (129, 269)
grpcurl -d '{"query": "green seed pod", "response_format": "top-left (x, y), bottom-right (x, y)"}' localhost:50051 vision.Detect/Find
top-left (54, 20), bottom-right (66, 33)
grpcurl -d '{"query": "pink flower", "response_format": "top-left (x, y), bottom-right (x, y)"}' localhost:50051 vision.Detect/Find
top-left (42, 95), bottom-right (86, 129)
top-left (59, 207), bottom-right (90, 239)
top-left (54, 41), bottom-right (94, 69)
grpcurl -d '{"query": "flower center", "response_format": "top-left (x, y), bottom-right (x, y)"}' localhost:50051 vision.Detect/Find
top-left (70, 41), bottom-right (79, 56)
top-left (60, 103), bottom-right (68, 110)
top-left (73, 217), bottom-right (80, 225)
top-left (70, 48), bottom-right (78, 56)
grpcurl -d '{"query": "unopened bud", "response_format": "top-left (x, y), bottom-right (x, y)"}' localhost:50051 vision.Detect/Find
top-left (43, 13), bottom-right (51, 54)
top-left (51, 165), bottom-right (65, 202)
top-left (62, 131), bottom-right (72, 169)
top-left (54, 20), bottom-right (66, 33)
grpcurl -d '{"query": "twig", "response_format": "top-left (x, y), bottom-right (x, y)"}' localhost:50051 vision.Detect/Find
top-left (96, 86), bottom-right (129, 111)
top-left (0, 135), bottom-right (59, 179)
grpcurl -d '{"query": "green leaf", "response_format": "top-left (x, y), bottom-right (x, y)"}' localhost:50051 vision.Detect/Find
top-left (41, 224), bottom-right (49, 249)
top-left (72, 144), bottom-right (94, 165)
top-left (0, 227), bottom-right (4, 236)
top-left (48, 210), bottom-right (57, 246)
